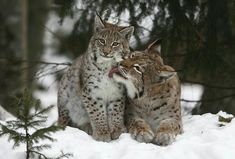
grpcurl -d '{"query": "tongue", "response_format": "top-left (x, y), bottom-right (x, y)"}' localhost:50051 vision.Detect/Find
top-left (108, 67), bottom-right (119, 78)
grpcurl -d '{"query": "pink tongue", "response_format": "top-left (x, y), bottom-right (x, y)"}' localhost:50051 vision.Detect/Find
top-left (108, 67), bottom-right (119, 78)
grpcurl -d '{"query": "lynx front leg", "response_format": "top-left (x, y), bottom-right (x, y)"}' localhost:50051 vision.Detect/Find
top-left (153, 118), bottom-right (182, 146)
top-left (83, 94), bottom-right (111, 142)
top-left (58, 107), bottom-right (72, 126)
top-left (126, 117), bottom-right (154, 143)
top-left (107, 98), bottom-right (126, 140)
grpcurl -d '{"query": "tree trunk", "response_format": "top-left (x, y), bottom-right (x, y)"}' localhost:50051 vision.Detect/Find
top-left (0, 0), bottom-right (49, 115)
top-left (194, 0), bottom-right (235, 115)
top-left (0, 1), bottom-right (22, 113)
top-left (21, 0), bottom-right (28, 89)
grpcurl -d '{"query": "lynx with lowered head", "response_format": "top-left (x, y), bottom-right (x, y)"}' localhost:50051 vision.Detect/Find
top-left (109, 39), bottom-right (183, 145)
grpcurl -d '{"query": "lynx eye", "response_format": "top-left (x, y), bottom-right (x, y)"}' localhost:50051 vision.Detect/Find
top-left (133, 64), bottom-right (142, 74)
top-left (112, 42), bottom-right (120, 47)
top-left (98, 39), bottom-right (105, 45)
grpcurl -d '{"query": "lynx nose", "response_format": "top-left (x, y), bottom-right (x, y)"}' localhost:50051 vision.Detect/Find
top-left (103, 46), bottom-right (111, 56)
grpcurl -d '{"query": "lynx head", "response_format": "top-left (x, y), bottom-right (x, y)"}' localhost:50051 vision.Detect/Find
top-left (89, 14), bottom-right (134, 63)
top-left (109, 39), bottom-right (176, 99)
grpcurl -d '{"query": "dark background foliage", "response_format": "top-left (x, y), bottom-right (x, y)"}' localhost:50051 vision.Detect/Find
top-left (0, 0), bottom-right (235, 115)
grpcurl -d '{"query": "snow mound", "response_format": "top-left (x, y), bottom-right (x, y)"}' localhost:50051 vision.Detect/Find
top-left (0, 112), bottom-right (235, 159)
top-left (0, 105), bottom-right (14, 120)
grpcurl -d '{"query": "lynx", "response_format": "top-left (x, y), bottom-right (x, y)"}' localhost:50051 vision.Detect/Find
top-left (57, 14), bottom-right (134, 142)
top-left (109, 39), bottom-right (183, 145)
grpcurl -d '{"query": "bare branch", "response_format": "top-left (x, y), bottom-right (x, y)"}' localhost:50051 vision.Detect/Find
top-left (0, 57), bottom-right (72, 66)
top-left (181, 93), bottom-right (235, 103)
top-left (182, 79), bottom-right (235, 90)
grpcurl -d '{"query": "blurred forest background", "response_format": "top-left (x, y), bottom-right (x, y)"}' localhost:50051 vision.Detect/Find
top-left (0, 0), bottom-right (235, 116)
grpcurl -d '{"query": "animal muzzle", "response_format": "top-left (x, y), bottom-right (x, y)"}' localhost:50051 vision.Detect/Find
top-left (108, 66), bottom-right (128, 79)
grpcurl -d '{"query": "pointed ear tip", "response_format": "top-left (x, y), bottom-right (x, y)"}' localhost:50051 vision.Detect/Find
top-left (147, 38), bottom-right (163, 50)
top-left (95, 11), bottom-right (101, 17)
top-left (128, 26), bottom-right (134, 34)
top-left (121, 26), bottom-right (134, 32)
top-left (95, 14), bottom-right (101, 20)
top-left (160, 71), bottom-right (176, 78)
top-left (94, 13), bottom-right (105, 31)
top-left (154, 38), bottom-right (163, 44)
top-left (129, 26), bottom-right (134, 30)
top-left (120, 26), bottom-right (134, 39)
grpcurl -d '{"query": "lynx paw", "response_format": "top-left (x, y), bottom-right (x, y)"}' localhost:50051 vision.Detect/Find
top-left (153, 118), bottom-right (181, 146)
top-left (111, 126), bottom-right (127, 140)
top-left (153, 132), bottom-right (176, 146)
top-left (92, 131), bottom-right (111, 142)
top-left (129, 122), bottom-right (154, 143)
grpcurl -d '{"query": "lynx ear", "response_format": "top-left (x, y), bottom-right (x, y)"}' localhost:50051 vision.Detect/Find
top-left (153, 65), bottom-right (176, 83)
top-left (155, 65), bottom-right (177, 83)
top-left (120, 26), bottom-right (134, 41)
top-left (94, 14), bottom-right (105, 33)
top-left (147, 38), bottom-right (163, 55)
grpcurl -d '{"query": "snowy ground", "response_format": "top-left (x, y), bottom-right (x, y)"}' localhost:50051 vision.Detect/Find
top-left (0, 111), bottom-right (234, 159)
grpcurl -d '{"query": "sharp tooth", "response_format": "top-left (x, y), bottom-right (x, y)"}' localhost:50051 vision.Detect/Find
top-left (123, 69), bottom-right (126, 74)
top-left (117, 65), bottom-right (128, 78)
top-left (121, 69), bottom-right (126, 76)
top-left (119, 69), bottom-right (127, 78)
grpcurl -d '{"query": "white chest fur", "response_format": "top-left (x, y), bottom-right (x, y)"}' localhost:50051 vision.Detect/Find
top-left (91, 72), bottom-right (123, 103)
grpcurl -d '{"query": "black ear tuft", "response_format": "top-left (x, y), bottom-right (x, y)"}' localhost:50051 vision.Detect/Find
top-left (94, 12), bottom-right (105, 33)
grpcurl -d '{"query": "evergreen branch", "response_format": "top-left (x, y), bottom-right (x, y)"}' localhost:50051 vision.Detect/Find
top-left (4, 119), bottom-right (30, 131)
top-left (29, 150), bottom-right (49, 159)
top-left (27, 119), bottom-right (47, 128)
top-left (0, 90), bottom-right (71, 158)
top-left (5, 120), bottom-right (20, 128)
top-left (0, 124), bottom-right (23, 138)
top-left (30, 150), bottom-right (73, 159)
top-left (181, 93), bottom-right (235, 103)
top-left (0, 57), bottom-right (72, 66)
top-left (54, 151), bottom-right (73, 159)
top-left (31, 144), bottom-right (51, 151)
top-left (0, 124), bottom-right (26, 148)
top-left (31, 134), bottom-right (55, 143)
top-left (31, 105), bottom-right (55, 119)
top-left (30, 125), bottom-right (63, 142)
top-left (11, 123), bottom-right (28, 130)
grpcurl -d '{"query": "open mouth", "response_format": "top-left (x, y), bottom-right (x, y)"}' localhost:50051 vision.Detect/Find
top-left (108, 66), bottom-right (128, 79)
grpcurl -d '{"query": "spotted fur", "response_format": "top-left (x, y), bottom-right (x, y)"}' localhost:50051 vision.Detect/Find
top-left (110, 39), bottom-right (183, 145)
top-left (57, 15), bottom-right (134, 142)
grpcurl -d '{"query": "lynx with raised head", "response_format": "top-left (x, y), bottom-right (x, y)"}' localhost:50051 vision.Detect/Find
top-left (57, 14), bottom-right (134, 142)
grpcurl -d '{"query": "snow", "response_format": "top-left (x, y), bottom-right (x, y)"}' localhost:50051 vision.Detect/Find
top-left (181, 84), bottom-right (204, 115)
top-left (0, 112), bottom-right (235, 159)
